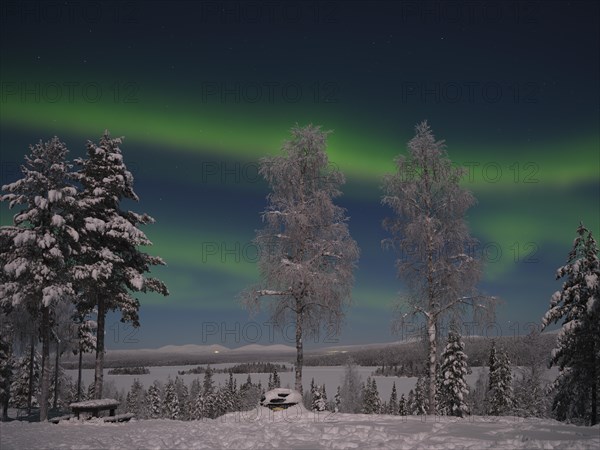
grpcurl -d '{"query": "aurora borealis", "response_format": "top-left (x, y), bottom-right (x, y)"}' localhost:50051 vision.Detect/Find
top-left (1, 1), bottom-right (598, 348)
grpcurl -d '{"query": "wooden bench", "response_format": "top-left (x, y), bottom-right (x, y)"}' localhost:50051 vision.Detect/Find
top-left (70, 399), bottom-right (120, 419)
top-left (103, 413), bottom-right (135, 423)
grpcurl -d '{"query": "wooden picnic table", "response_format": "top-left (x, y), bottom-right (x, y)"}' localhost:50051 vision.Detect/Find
top-left (69, 399), bottom-right (120, 419)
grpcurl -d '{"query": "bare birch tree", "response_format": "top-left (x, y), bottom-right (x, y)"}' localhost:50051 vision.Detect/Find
top-left (382, 121), bottom-right (493, 414)
top-left (241, 124), bottom-right (359, 393)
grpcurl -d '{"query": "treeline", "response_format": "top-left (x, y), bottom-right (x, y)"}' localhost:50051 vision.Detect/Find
top-left (107, 367), bottom-right (150, 375)
top-left (177, 362), bottom-right (290, 376)
top-left (304, 333), bottom-right (556, 373)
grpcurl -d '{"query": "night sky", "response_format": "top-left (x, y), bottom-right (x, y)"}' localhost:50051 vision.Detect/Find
top-left (1, 1), bottom-right (598, 350)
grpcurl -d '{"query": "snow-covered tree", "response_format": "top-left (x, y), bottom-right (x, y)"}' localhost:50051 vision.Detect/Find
top-left (412, 376), bottom-right (428, 415)
top-left (203, 365), bottom-right (214, 396)
top-left (163, 378), bottom-right (180, 419)
top-left (126, 378), bottom-right (145, 418)
top-left (312, 384), bottom-right (327, 412)
top-left (541, 223), bottom-right (599, 425)
top-left (437, 328), bottom-right (470, 417)
top-left (146, 382), bottom-right (162, 419)
top-left (488, 347), bottom-right (513, 415)
top-left (339, 358), bottom-right (363, 413)
top-left (1, 137), bottom-right (80, 420)
top-left (175, 376), bottom-right (190, 419)
top-left (272, 368), bottom-right (281, 389)
top-left (388, 382), bottom-right (398, 415)
top-left (334, 386), bottom-right (341, 412)
top-left (362, 377), bottom-right (381, 414)
top-left (382, 121), bottom-right (493, 413)
top-left (73, 131), bottom-right (169, 398)
top-left (10, 353), bottom-right (40, 409)
top-left (398, 393), bottom-right (408, 415)
top-left (241, 124), bottom-right (360, 393)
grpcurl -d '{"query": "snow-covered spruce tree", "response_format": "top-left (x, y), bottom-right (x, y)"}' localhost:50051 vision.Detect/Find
top-left (334, 386), bottom-right (341, 412)
top-left (488, 348), bottom-right (513, 415)
top-left (312, 384), bottom-right (327, 412)
top-left (146, 382), bottom-right (162, 419)
top-left (272, 368), bottom-right (281, 389)
top-left (413, 376), bottom-right (429, 415)
top-left (541, 223), bottom-right (599, 425)
top-left (0, 137), bottom-right (80, 420)
top-left (437, 327), bottom-right (470, 417)
top-left (407, 390), bottom-right (415, 413)
top-left (382, 121), bottom-right (493, 414)
top-left (362, 377), bottom-right (381, 414)
top-left (398, 393), bottom-right (408, 415)
top-left (389, 382), bottom-right (398, 415)
top-left (241, 125), bottom-right (359, 393)
top-left (126, 378), bottom-right (145, 417)
top-left (73, 131), bottom-right (168, 398)
top-left (163, 378), bottom-right (180, 419)
top-left (340, 358), bottom-right (362, 413)
top-left (175, 376), bottom-right (190, 419)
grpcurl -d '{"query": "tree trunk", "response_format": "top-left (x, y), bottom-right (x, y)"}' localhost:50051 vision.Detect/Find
top-left (427, 315), bottom-right (437, 414)
top-left (77, 346), bottom-right (83, 402)
top-left (1, 395), bottom-right (8, 421)
top-left (94, 295), bottom-right (105, 399)
top-left (295, 312), bottom-right (303, 394)
top-left (591, 344), bottom-right (597, 426)
top-left (39, 305), bottom-right (51, 421)
top-left (27, 334), bottom-right (34, 413)
top-left (53, 338), bottom-right (59, 410)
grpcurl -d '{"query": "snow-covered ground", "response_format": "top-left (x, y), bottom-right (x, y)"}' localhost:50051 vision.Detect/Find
top-left (2, 407), bottom-right (598, 449)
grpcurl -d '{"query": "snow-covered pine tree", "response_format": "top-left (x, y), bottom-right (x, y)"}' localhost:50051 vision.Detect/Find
top-left (203, 365), bottom-right (214, 396)
top-left (413, 376), bottom-right (428, 415)
top-left (488, 348), bottom-right (513, 416)
top-left (334, 386), bottom-right (341, 412)
top-left (321, 384), bottom-right (328, 408)
top-left (272, 368), bottom-right (281, 389)
top-left (407, 389), bottom-right (415, 414)
top-left (541, 223), bottom-right (599, 426)
top-left (10, 354), bottom-right (40, 409)
top-left (174, 376), bottom-right (189, 420)
top-left (72, 307), bottom-right (96, 402)
top-left (1, 137), bottom-right (80, 420)
top-left (86, 381), bottom-right (95, 401)
top-left (398, 393), bottom-right (407, 415)
top-left (73, 131), bottom-right (168, 398)
top-left (389, 382), bottom-right (398, 415)
top-left (126, 378), bottom-right (145, 417)
top-left (312, 384), bottom-right (327, 412)
top-left (146, 382), bottom-right (162, 419)
top-left (437, 327), bottom-right (470, 417)
top-left (362, 377), bottom-right (381, 414)
top-left (268, 373), bottom-right (273, 390)
top-left (163, 378), bottom-right (180, 419)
